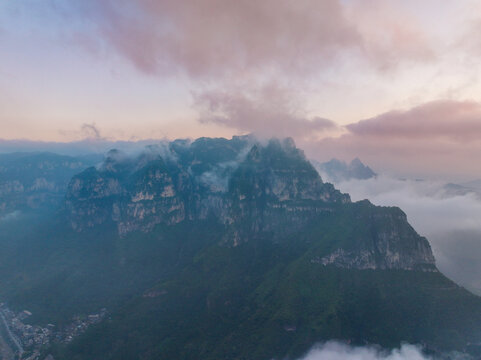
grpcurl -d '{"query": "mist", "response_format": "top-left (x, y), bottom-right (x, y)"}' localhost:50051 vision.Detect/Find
top-left (0, 138), bottom-right (163, 156)
top-left (333, 175), bottom-right (481, 295)
top-left (0, 211), bottom-right (21, 223)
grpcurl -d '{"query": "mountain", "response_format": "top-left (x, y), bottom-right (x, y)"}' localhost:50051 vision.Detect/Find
top-left (0, 152), bottom-right (101, 216)
top-left (314, 158), bottom-right (376, 183)
top-left (65, 137), bottom-right (349, 240)
top-left (63, 138), bottom-right (431, 271)
top-left (0, 137), bottom-right (480, 360)
top-left (441, 182), bottom-right (481, 200)
top-left (442, 183), bottom-right (479, 198)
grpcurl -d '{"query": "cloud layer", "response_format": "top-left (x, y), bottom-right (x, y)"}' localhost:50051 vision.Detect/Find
top-left (297, 341), bottom-right (431, 360)
top-left (194, 84), bottom-right (337, 138)
top-left (62, 0), bottom-right (432, 79)
top-left (347, 100), bottom-right (481, 141)
top-left (2, 1), bottom-right (481, 180)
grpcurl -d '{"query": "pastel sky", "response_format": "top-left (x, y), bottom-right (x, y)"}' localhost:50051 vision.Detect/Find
top-left (1, 0), bottom-right (481, 178)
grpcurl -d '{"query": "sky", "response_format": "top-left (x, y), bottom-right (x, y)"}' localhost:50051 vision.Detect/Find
top-left (1, 0), bottom-right (481, 179)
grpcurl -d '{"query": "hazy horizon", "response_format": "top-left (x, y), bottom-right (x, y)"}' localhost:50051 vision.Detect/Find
top-left (2, 1), bottom-right (481, 179)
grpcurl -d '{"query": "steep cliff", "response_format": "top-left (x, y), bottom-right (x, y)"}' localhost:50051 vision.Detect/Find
top-left (64, 137), bottom-right (433, 271)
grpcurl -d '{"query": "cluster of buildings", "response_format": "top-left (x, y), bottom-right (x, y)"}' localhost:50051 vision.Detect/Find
top-left (55, 308), bottom-right (107, 344)
top-left (0, 303), bottom-right (107, 360)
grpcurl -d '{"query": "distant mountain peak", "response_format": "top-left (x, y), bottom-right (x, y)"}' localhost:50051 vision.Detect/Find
top-left (313, 157), bottom-right (376, 183)
top-left (350, 157), bottom-right (363, 166)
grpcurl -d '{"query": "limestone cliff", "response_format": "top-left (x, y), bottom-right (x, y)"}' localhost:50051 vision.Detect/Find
top-left (64, 137), bottom-right (435, 271)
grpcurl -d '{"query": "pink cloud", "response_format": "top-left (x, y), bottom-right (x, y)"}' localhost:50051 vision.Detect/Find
top-left (90, 0), bottom-right (359, 78)
top-left (60, 0), bottom-right (434, 79)
top-left (194, 83), bottom-right (337, 138)
top-left (347, 0), bottom-right (435, 70)
top-left (307, 100), bottom-right (481, 178)
top-left (43, 0), bottom-right (438, 145)
top-left (347, 100), bottom-right (481, 141)
top-left (458, 17), bottom-right (481, 57)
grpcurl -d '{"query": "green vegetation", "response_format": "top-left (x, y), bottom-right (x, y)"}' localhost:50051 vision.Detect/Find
top-left (46, 218), bottom-right (481, 360)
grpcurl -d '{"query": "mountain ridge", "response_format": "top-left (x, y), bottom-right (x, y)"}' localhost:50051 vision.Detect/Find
top-left (0, 136), bottom-right (479, 359)
top-left (63, 137), bottom-right (434, 271)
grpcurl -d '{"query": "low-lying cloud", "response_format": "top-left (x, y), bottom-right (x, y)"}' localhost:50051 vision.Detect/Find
top-left (333, 175), bottom-right (481, 295)
top-left (296, 341), bottom-right (432, 360)
top-left (80, 123), bottom-right (103, 140)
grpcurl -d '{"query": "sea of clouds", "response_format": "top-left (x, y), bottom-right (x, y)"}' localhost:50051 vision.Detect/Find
top-left (333, 175), bottom-right (481, 295)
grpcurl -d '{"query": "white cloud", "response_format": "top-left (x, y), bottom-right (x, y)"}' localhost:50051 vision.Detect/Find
top-left (296, 341), bottom-right (430, 360)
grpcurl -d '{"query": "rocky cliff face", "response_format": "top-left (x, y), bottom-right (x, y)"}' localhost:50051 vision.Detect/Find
top-left (65, 138), bottom-right (346, 233)
top-left (64, 137), bottom-right (435, 270)
top-left (312, 202), bottom-right (436, 270)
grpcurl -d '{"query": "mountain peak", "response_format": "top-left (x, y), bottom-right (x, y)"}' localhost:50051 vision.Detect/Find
top-left (65, 137), bottom-right (349, 237)
top-left (63, 136), bottom-right (433, 273)
top-left (314, 157), bottom-right (377, 183)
